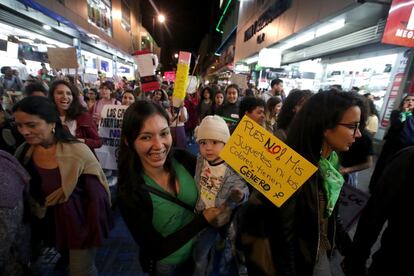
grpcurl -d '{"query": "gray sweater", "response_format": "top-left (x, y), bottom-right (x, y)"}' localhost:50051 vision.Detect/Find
top-left (194, 154), bottom-right (249, 211)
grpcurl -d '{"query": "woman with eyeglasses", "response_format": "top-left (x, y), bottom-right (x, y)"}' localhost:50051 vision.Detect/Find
top-left (282, 90), bottom-right (365, 275)
top-left (369, 94), bottom-right (414, 194)
top-left (339, 95), bottom-right (374, 188)
top-left (237, 90), bottom-right (364, 275)
top-left (90, 81), bottom-right (121, 125)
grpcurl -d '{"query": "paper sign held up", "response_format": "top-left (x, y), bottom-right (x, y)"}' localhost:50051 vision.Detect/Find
top-left (220, 116), bottom-right (318, 207)
top-left (47, 47), bottom-right (78, 69)
top-left (172, 51), bottom-right (191, 108)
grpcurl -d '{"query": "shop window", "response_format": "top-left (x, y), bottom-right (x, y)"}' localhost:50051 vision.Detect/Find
top-left (121, 0), bottom-right (131, 32)
top-left (87, 0), bottom-right (113, 36)
top-left (18, 45), bottom-right (48, 63)
top-left (0, 39), bottom-right (7, 52)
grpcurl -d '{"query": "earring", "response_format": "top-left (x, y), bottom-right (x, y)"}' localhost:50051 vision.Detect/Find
top-left (52, 127), bottom-right (55, 134)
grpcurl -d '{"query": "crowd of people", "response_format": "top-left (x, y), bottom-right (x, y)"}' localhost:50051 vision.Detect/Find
top-left (1, 70), bottom-right (414, 276)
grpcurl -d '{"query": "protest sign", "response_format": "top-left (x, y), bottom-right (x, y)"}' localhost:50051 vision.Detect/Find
top-left (186, 75), bottom-right (198, 94)
top-left (230, 73), bottom-right (248, 90)
top-left (338, 184), bottom-right (370, 230)
top-left (47, 47), bottom-right (78, 69)
top-left (173, 51), bottom-right (191, 107)
top-left (220, 115), bottom-right (318, 207)
top-left (95, 105), bottom-right (127, 170)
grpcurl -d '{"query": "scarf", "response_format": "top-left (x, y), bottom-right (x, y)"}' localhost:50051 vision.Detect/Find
top-left (400, 111), bottom-right (412, 122)
top-left (16, 142), bottom-right (110, 206)
top-left (318, 151), bottom-right (344, 217)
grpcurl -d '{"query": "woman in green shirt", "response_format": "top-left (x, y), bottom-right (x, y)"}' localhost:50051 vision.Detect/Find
top-left (118, 100), bottom-right (231, 275)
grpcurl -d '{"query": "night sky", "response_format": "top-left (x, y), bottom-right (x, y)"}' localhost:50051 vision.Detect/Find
top-left (140, 0), bottom-right (220, 71)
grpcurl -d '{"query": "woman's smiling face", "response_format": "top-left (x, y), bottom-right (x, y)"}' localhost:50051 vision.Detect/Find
top-left (133, 114), bottom-right (172, 172)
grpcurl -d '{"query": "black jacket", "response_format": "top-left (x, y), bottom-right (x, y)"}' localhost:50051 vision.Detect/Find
top-left (286, 175), bottom-right (352, 276)
top-left (238, 174), bottom-right (351, 276)
top-left (344, 146), bottom-right (414, 276)
top-left (117, 148), bottom-right (208, 272)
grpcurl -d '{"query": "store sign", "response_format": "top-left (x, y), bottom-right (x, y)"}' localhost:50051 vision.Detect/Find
top-left (244, 0), bottom-right (292, 42)
top-left (382, 0), bottom-right (414, 47)
top-left (380, 49), bottom-right (410, 127)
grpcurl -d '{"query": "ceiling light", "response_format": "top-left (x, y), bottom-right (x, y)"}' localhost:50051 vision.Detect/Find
top-left (43, 24), bottom-right (52, 30)
top-left (315, 19), bottom-right (345, 37)
top-left (279, 32), bottom-right (315, 51)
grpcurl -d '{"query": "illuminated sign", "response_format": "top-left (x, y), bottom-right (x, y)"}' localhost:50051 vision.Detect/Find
top-left (382, 0), bottom-right (414, 47)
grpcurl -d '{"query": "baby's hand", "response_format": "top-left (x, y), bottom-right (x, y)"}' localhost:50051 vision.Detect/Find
top-left (229, 188), bottom-right (244, 203)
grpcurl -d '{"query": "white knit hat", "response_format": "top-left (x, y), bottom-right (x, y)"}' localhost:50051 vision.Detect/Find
top-left (195, 115), bottom-right (230, 143)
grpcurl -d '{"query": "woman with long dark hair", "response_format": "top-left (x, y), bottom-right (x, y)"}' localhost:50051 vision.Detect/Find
top-left (237, 90), bottom-right (364, 276)
top-left (281, 90), bottom-right (365, 275)
top-left (117, 100), bottom-right (231, 275)
top-left (49, 80), bottom-right (101, 153)
top-left (13, 96), bottom-right (112, 276)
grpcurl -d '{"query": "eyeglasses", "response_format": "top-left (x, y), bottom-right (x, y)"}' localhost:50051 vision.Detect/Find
top-left (337, 122), bottom-right (360, 136)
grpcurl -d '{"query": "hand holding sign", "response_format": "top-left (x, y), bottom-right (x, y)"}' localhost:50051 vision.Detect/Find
top-left (220, 115), bottom-right (318, 207)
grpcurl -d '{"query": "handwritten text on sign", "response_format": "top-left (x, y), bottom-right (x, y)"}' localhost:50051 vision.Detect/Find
top-left (95, 105), bottom-right (128, 170)
top-left (220, 116), bottom-right (317, 207)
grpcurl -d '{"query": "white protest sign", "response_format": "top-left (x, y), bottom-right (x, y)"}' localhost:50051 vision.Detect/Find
top-left (95, 105), bottom-right (127, 170)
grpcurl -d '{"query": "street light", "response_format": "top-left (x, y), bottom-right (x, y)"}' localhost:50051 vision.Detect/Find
top-left (152, 13), bottom-right (166, 38)
top-left (158, 14), bottom-right (166, 23)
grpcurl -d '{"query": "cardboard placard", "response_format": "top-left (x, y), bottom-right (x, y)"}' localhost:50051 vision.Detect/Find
top-left (47, 47), bottom-right (78, 69)
top-left (220, 115), bottom-right (318, 207)
top-left (230, 73), bottom-right (248, 90)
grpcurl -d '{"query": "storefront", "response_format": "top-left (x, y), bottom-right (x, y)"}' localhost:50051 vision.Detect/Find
top-left (0, 21), bottom-right (71, 78)
top-left (0, 0), bottom-right (135, 86)
top-left (233, 0), bottom-right (414, 139)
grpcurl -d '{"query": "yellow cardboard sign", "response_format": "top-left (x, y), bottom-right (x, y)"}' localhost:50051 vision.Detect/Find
top-left (220, 115), bottom-right (318, 207)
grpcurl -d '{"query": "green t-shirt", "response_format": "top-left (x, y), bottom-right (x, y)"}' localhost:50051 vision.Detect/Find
top-left (142, 159), bottom-right (198, 265)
